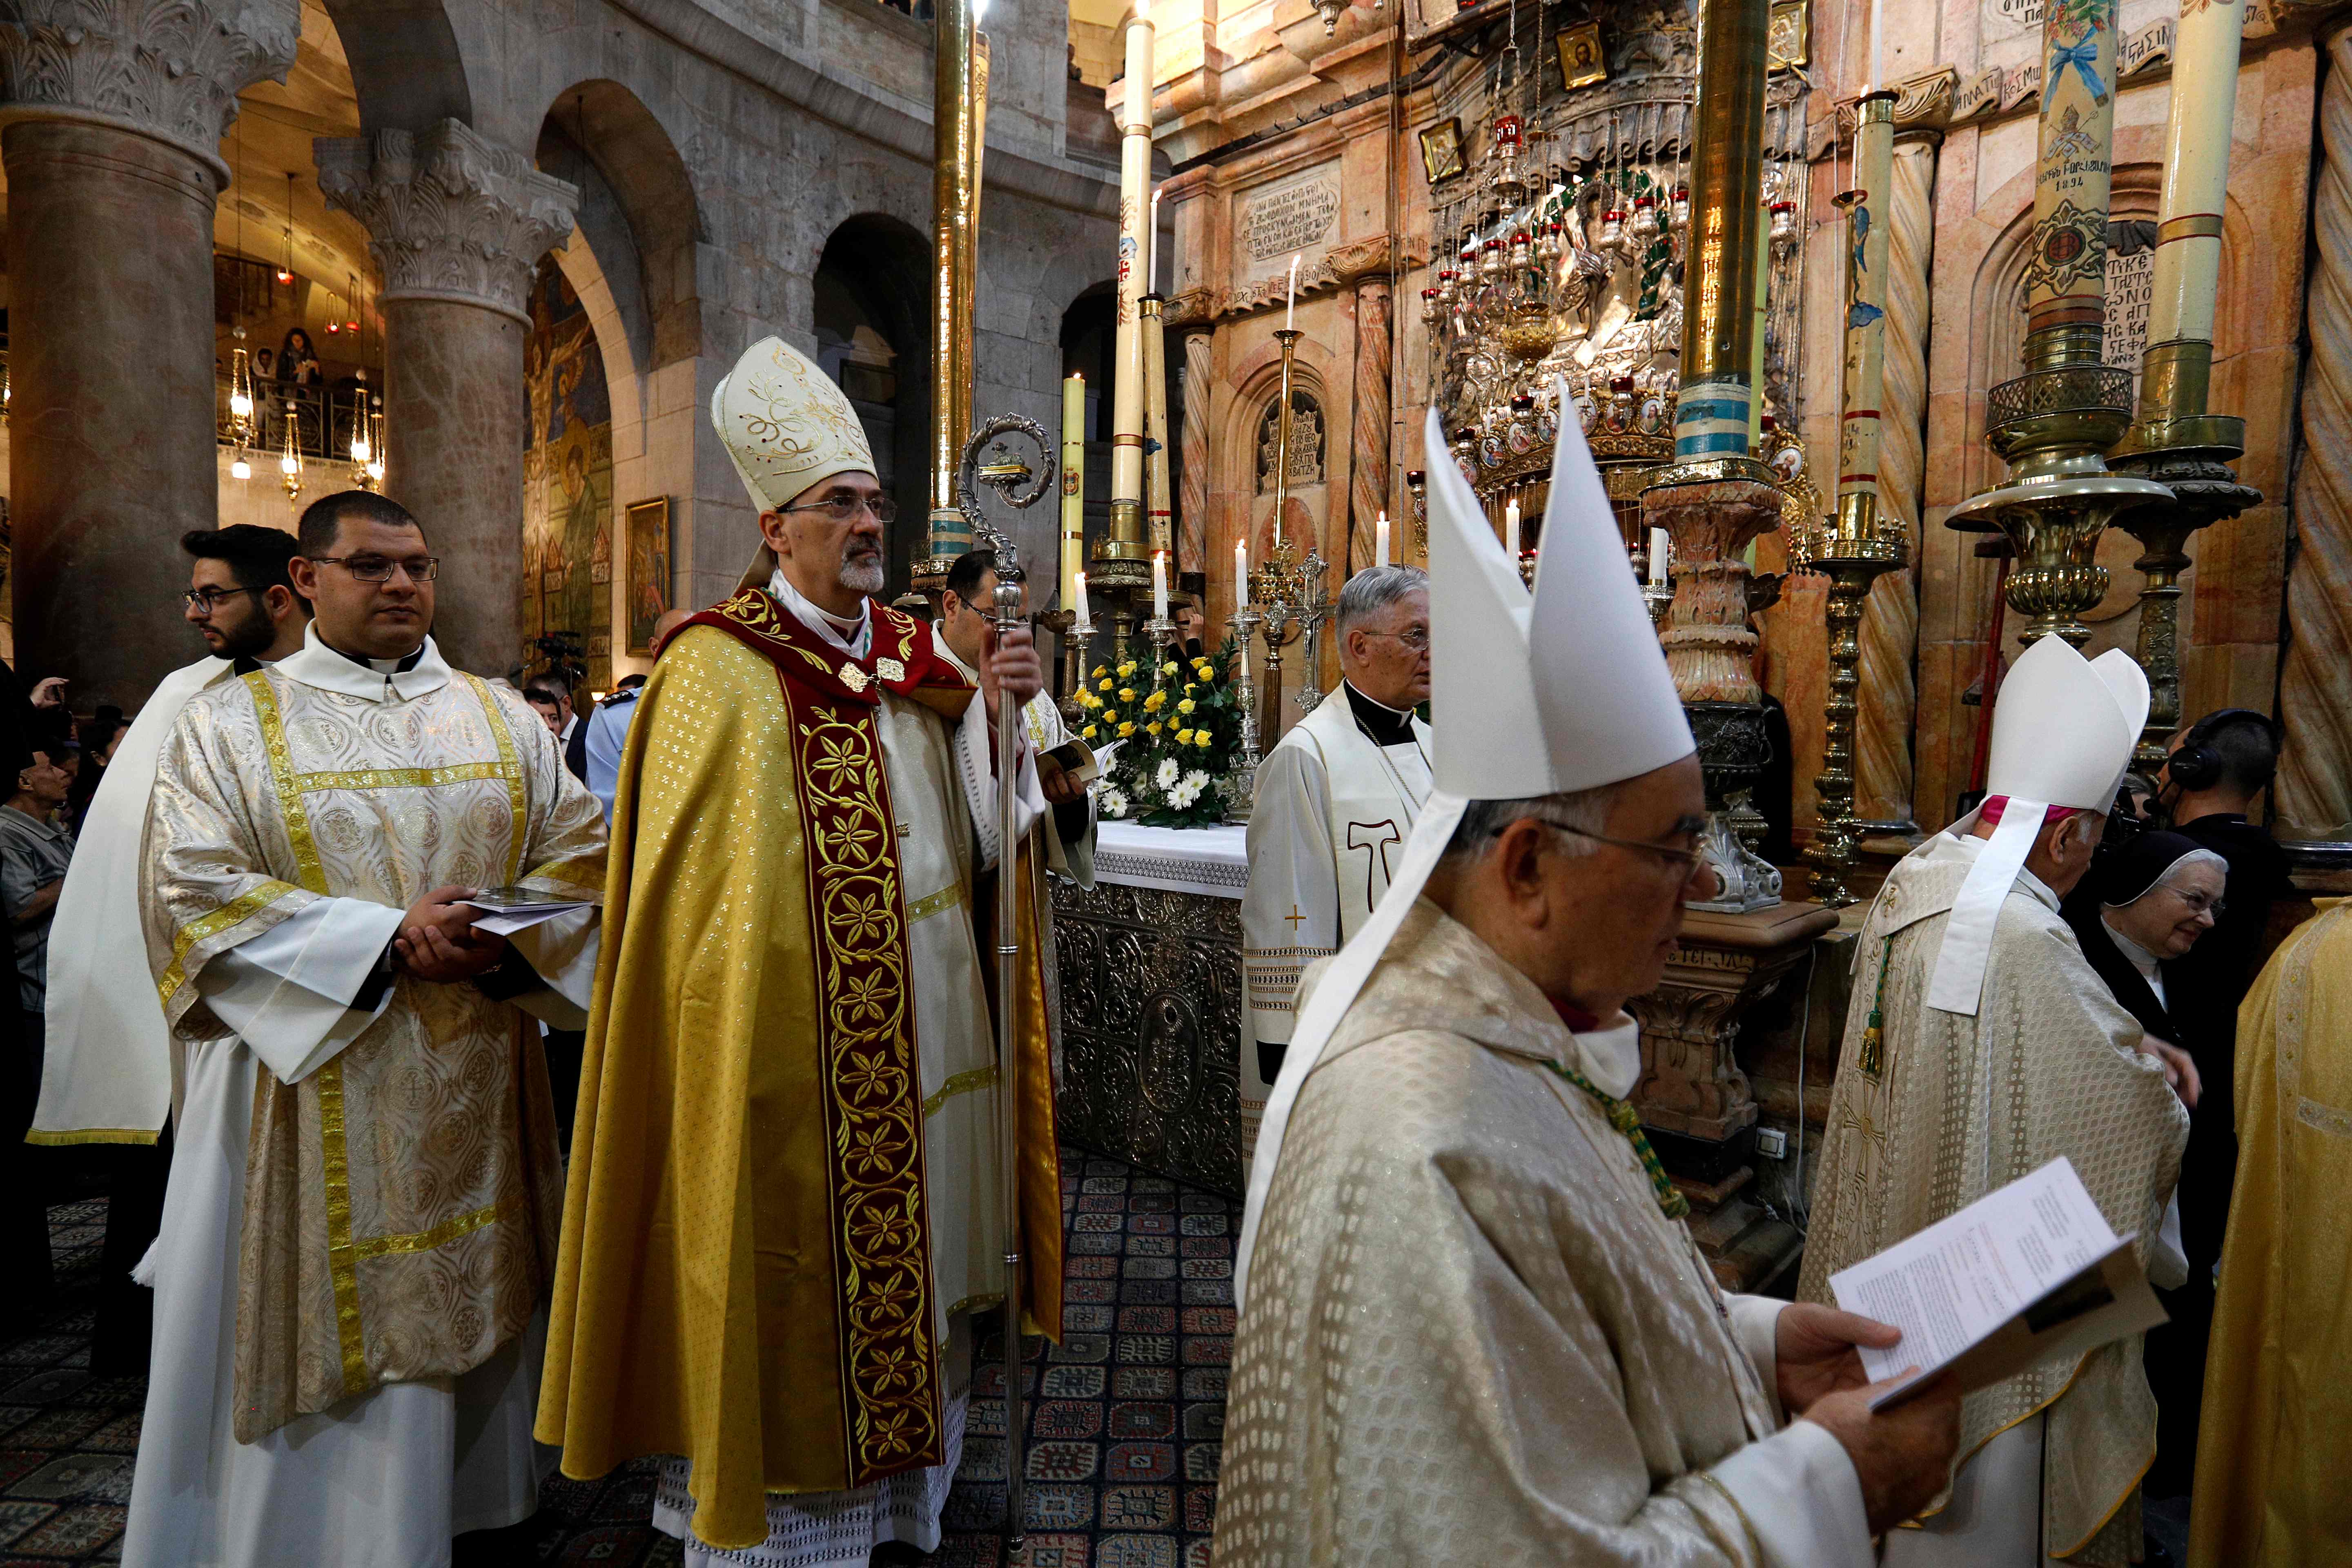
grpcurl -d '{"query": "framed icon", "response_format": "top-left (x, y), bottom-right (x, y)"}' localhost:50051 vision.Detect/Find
top-left (1557, 22), bottom-right (1607, 90)
top-left (1768, 2), bottom-right (1809, 70)
top-left (623, 497), bottom-right (673, 656)
top-left (1418, 117), bottom-right (1466, 185)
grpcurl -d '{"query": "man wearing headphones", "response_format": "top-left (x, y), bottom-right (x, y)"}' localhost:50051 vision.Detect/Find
top-left (2143, 708), bottom-right (2294, 1503)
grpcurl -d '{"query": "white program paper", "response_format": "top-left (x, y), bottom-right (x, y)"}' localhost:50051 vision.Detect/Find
top-left (462, 902), bottom-right (591, 937)
top-left (1829, 1157), bottom-right (2166, 1410)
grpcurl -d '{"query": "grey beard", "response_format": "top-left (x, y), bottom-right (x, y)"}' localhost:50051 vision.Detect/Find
top-left (838, 552), bottom-right (885, 596)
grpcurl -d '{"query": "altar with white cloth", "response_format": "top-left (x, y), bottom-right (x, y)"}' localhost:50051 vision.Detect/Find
top-left (1051, 822), bottom-right (1248, 1196)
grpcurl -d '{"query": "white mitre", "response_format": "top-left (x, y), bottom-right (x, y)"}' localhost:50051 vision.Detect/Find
top-left (1924, 635), bottom-right (2150, 1016)
top-left (1234, 401), bottom-right (1694, 1308)
top-left (709, 334), bottom-right (878, 591)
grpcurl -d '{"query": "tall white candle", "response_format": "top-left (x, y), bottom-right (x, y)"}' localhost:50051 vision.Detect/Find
top-left (1504, 499), bottom-right (1520, 558)
top-left (1285, 254), bottom-right (1299, 332)
top-left (1235, 539), bottom-right (1250, 607)
top-left (1109, 0), bottom-right (1156, 525)
top-left (2147, 0), bottom-right (2243, 353)
top-left (1075, 570), bottom-right (1092, 629)
top-left (1375, 512), bottom-right (1390, 568)
top-left (1149, 186), bottom-right (1160, 295)
top-left (1649, 527), bottom-right (1670, 584)
top-left (1869, 0), bottom-right (1882, 91)
top-left (1152, 550), bottom-right (1169, 618)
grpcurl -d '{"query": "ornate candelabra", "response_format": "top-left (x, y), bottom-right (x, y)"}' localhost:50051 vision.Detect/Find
top-left (1041, 606), bottom-right (1085, 726)
top-left (2103, 0), bottom-right (2259, 769)
top-left (1255, 596), bottom-right (1295, 744)
top-left (1945, 0), bottom-right (2170, 644)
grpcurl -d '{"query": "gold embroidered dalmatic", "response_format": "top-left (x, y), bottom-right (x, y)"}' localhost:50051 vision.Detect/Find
top-left (142, 666), bottom-right (609, 1441)
top-left (536, 589), bottom-right (1065, 1551)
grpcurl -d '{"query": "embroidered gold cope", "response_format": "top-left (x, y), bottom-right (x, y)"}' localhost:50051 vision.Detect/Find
top-left (141, 661), bottom-right (607, 1441)
top-left (537, 589), bottom-right (1065, 1552)
top-left (1799, 834), bottom-right (2189, 1564)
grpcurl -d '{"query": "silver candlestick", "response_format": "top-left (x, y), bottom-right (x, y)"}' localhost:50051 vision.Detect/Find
top-left (1225, 604), bottom-right (1265, 823)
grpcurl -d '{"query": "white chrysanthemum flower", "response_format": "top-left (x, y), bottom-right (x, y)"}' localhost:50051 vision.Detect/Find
top-left (1099, 786), bottom-right (1129, 818)
top-left (1183, 768), bottom-right (1209, 792)
top-left (1155, 757), bottom-right (1180, 791)
top-left (1169, 777), bottom-right (1202, 809)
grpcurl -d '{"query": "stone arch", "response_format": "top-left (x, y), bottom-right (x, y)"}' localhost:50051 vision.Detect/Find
top-left (318, 0), bottom-right (473, 134)
top-left (539, 79), bottom-right (705, 369)
top-left (1223, 334), bottom-right (1337, 564)
top-left (814, 212), bottom-right (936, 584)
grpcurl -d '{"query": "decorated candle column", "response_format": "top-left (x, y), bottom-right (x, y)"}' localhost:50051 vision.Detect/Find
top-left (2106, 0), bottom-right (2259, 767)
top-left (1060, 372), bottom-right (1086, 610)
top-left (1102, 0), bottom-right (1156, 586)
top-left (2023, 0), bottom-right (2121, 353)
top-left (1668, 0), bottom-right (1771, 461)
top-left (2137, 0), bottom-right (2243, 428)
top-left (1834, 91), bottom-right (1898, 546)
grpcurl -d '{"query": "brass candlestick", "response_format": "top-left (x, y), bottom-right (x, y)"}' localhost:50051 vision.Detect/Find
top-left (1040, 606), bottom-right (1085, 727)
top-left (1802, 544), bottom-right (1905, 907)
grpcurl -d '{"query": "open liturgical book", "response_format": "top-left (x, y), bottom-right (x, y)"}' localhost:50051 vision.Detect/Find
top-left (1828, 1157), bottom-right (2167, 1412)
top-left (461, 886), bottom-right (595, 937)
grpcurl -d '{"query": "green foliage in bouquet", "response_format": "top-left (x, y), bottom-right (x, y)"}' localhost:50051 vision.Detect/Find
top-left (1074, 636), bottom-right (1247, 828)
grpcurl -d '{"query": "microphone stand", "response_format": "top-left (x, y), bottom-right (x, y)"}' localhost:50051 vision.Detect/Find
top-left (956, 414), bottom-right (1056, 1562)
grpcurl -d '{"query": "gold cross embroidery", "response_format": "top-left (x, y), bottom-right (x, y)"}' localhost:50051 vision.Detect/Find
top-left (1283, 905), bottom-right (1307, 933)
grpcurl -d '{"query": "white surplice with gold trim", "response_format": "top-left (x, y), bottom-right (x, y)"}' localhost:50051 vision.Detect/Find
top-left (121, 626), bottom-right (607, 1568)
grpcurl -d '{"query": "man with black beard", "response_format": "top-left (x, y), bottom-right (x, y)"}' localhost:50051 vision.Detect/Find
top-left (31, 526), bottom-right (310, 1372)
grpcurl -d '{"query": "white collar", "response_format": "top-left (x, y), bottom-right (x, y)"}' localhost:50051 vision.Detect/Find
top-left (931, 621), bottom-right (980, 682)
top-left (1922, 826), bottom-right (2062, 911)
top-left (274, 623), bottom-right (452, 703)
top-left (2100, 913), bottom-right (2164, 980)
top-left (1571, 1016), bottom-right (1643, 1100)
top-left (768, 568), bottom-right (871, 657)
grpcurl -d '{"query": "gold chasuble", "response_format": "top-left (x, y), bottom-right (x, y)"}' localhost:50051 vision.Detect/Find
top-left (538, 588), bottom-right (1064, 1550)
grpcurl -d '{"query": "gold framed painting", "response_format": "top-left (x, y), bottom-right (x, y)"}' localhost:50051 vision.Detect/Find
top-left (1767, 2), bottom-right (1809, 70)
top-left (1418, 118), bottom-right (1465, 185)
top-left (623, 497), bottom-right (673, 657)
top-left (1556, 22), bottom-right (1607, 90)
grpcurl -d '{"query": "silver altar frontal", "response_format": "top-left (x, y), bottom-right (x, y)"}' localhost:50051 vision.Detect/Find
top-left (1051, 822), bottom-right (1248, 1198)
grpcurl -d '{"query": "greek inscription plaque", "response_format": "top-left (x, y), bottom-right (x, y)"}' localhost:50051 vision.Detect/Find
top-left (1239, 164), bottom-right (1342, 281)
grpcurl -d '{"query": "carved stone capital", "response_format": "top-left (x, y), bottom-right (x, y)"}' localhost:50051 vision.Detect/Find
top-left (1325, 234), bottom-right (1399, 286)
top-left (0, 0), bottom-right (299, 178)
top-left (317, 119), bottom-right (578, 325)
top-left (1835, 67), bottom-right (1958, 149)
top-left (1164, 286), bottom-right (1217, 329)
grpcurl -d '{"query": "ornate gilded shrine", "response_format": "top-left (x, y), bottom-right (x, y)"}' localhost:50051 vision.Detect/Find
top-left (1419, 0), bottom-right (1820, 553)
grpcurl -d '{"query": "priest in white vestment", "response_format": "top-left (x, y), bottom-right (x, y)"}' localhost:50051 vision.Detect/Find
top-left (122, 492), bottom-right (608, 1568)
top-left (1799, 634), bottom-right (2193, 1567)
top-left (33, 526), bottom-right (312, 1374)
top-left (1213, 410), bottom-right (1962, 1568)
top-left (1239, 564), bottom-right (1431, 1170)
top-left (536, 336), bottom-right (1067, 1568)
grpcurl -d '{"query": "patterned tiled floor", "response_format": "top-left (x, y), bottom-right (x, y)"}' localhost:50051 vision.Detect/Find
top-left (0, 1151), bottom-right (1236, 1566)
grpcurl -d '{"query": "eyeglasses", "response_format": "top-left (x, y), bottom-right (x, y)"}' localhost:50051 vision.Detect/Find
top-left (783, 492), bottom-right (898, 524)
top-left (2159, 885), bottom-right (2227, 918)
top-left (1370, 626), bottom-right (1431, 651)
top-left (182, 586), bottom-right (265, 612)
top-left (1540, 820), bottom-right (1711, 878)
top-left (310, 555), bottom-right (440, 583)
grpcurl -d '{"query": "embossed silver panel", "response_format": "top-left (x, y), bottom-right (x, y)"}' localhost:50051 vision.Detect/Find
top-left (1051, 880), bottom-right (1244, 1197)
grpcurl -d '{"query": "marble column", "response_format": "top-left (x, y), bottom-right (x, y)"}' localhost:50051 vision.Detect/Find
top-left (1330, 242), bottom-right (1394, 575)
top-left (1853, 72), bottom-right (1952, 829)
top-left (0, 0), bottom-right (298, 708)
top-left (1178, 329), bottom-right (1213, 582)
top-left (317, 121), bottom-right (576, 682)
top-left (2279, 23), bottom-right (2352, 838)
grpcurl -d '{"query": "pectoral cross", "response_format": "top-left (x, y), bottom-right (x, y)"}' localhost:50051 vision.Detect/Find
top-left (1283, 904), bottom-right (1306, 933)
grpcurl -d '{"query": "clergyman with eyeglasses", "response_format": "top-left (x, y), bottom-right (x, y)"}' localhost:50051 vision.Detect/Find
top-left (1239, 564), bottom-right (1434, 1176)
top-left (1799, 633), bottom-right (2196, 1566)
top-left (120, 489), bottom-right (609, 1566)
top-left (536, 335), bottom-right (1067, 1559)
top-left (32, 525), bottom-right (311, 1381)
